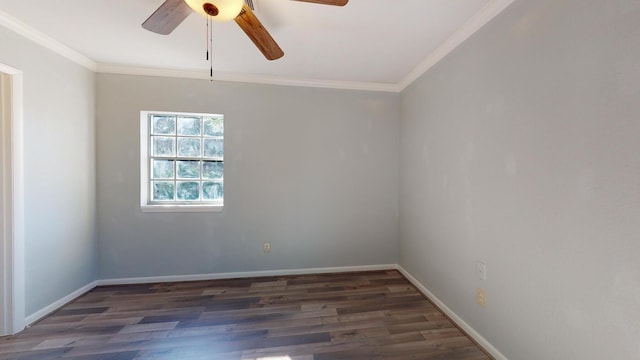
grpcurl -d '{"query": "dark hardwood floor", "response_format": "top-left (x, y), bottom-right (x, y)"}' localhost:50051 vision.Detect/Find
top-left (0, 270), bottom-right (492, 359)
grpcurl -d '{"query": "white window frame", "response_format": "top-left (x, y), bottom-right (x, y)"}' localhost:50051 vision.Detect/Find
top-left (140, 110), bottom-right (224, 213)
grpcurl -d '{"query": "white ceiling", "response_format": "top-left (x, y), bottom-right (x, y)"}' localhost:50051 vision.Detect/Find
top-left (0, 0), bottom-right (511, 90)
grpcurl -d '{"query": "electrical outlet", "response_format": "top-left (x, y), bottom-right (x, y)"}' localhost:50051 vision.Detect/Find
top-left (263, 242), bottom-right (271, 253)
top-left (477, 288), bottom-right (487, 307)
top-left (476, 261), bottom-right (487, 281)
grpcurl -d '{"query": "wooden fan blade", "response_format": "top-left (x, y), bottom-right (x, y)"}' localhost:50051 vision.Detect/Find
top-left (142, 0), bottom-right (193, 35)
top-left (234, 3), bottom-right (284, 60)
top-left (291, 0), bottom-right (348, 6)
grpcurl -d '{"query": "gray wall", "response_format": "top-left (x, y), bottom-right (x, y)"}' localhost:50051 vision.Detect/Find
top-left (399, 1), bottom-right (640, 359)
top-left (96, 74), bottom-right (399, 279)
top-left (0, 27), bottom-right (97, 315)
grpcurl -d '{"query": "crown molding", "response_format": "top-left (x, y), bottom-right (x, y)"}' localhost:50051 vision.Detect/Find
top-left (96, 63), bottom-right (401, 93)
top-left (0, 10), bottom-right (97, 71)
top-left (398, 0), bottom-right (514, 91)
top-left (1, 0), bottom-right (513, 92)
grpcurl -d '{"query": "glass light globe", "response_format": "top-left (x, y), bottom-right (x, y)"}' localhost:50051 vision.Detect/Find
top-left (184, 0), bottom-right (244, 22)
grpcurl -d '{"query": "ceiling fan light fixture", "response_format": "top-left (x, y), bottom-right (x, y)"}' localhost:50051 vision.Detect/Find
top-left (184, 0), bottom-right (244, 21)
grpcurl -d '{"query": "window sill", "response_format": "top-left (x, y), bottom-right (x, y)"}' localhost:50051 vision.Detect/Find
top-left (140, 204), bottom-right (223, 213)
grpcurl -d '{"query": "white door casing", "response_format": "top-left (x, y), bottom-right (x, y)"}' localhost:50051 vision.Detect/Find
top-left (0, 63), bottom-right (25, 336)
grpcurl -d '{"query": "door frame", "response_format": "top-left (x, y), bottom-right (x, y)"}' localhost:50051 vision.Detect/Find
top-left (0, 63), bottom-right (25, 336)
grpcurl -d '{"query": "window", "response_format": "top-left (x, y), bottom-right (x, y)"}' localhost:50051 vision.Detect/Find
top-left (140, 111), bottom-right (223, 212)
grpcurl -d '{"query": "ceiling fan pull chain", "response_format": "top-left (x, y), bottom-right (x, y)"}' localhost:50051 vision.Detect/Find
top-left (206, 15), bottom-right (210, 61)
top-left (209, 15), bottom-right (214, 81)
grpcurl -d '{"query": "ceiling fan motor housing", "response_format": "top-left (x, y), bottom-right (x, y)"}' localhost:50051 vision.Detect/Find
top-left (184, 0), bottom-right (244, 21)
top-left (144, 0), bottom-right (347, 59)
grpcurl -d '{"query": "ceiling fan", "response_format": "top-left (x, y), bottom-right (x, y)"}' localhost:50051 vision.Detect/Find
top-left (142, 0), bottom-right (349, 61)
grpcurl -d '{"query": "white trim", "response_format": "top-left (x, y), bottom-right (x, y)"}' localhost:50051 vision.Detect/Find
top-left (24, 264), bottom-right (395, 325)
top-left (0, 63), bottom-right (25, 335)
top-left (94, 0), bottom-right (515, 93)
top-left (0, 1), bottom-right (513, 92)
top-left (140, 111), bottom-right (150, 209)
top-left (398, 0), bottom-right (514, 90)
top-left (96, 264), bottom-right (397, 286)
top-left (0, 71), bottom-right (9, 336)
top-left (140, 111), bottom-right (226, 211)
top-left (0, 11), bottom-right (97, 71)
top-left (23, 262), bottom-right (507, 360)
top-left (397, 266), bottom-right (508, 360)
top-left (24, 281), bottom-right (97, 326)
top-left (140, 204), bottom-right (223, 213)
top-left (97, 64), bottom-right (401, 93)
top-left (0, 71), bottom-right (10, 336)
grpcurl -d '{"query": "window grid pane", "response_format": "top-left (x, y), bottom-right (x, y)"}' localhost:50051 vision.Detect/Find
top-left (148, 113), bottom-right (223, 204)
top-left (152, 115), bottom-right (176, 135)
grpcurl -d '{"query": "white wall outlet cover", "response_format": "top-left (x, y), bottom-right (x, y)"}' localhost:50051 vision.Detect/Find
top-left (475, 261), bottom-right (487, 281)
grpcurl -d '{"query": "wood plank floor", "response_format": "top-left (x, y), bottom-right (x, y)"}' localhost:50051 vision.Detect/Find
top-left (0, 270), bottom-right (492, 360)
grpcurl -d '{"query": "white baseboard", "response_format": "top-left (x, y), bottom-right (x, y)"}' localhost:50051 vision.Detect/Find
top-left (24, 265), bottom-right (395, 326)
top-left (396, 266), bottom-right (508, 360)
top-left (24, 263), bottom-right (506, 360)
top-left (25, 281), bottom-right (98, 326)
top-left (96, 264), bottom-right (397, 286)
